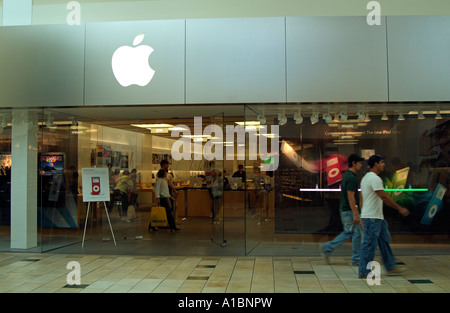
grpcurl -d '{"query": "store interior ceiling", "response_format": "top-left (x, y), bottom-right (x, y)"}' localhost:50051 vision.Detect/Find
top-left (2, 102), bottom-right (449, 136)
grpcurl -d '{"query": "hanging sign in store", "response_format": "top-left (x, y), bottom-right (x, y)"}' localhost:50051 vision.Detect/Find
top-left (326, 155), bottom-right (342, 186)
top-left (388, 167), bottom-right (410, 201)
top-left (81, 168), bottom-right (110, 202)
top-left (421, 184), bottom-right (447, 225)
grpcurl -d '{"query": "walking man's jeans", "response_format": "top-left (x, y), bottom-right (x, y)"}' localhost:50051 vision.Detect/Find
top-left (358, 218), bottom-right (397, 276)
top-left (321, 210), bottom-right (362, 265)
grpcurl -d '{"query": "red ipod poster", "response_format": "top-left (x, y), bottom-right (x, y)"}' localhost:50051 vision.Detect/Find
top-left (81, 168), bottom-right (110, 202)
top-left (326, 155), bottom-right (342, 186)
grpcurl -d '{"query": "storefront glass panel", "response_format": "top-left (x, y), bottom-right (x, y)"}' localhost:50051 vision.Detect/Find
top-left (0, 109), bottom-right (14, 250)
top-left (2, 103), bottom-right (449, 255)
top-left (246, 103), bottom-right (450, 256)
top-left (36, 105), bottom-right (247, 255)
top-left (40, 109), bottom-right (81, 252)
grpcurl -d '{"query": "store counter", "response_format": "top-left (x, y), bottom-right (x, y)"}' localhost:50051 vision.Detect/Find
top-left (174, 187), bottom-right (275, 218)
top-left (76, 187), bottom-right (274, 228)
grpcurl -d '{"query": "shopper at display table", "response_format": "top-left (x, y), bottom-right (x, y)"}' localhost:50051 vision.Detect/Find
top-left (130, 168), bottom-right (139, 207)
top-left (109, 169), bottom-right (134, 222)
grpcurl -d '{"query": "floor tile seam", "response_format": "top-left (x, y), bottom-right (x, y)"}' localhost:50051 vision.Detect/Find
top-left (7, 281), bottom-right (50, 293)
top-left (137, 260), bottom-right (186, 280)
top-left (2, 279), bottom-right (49, 293)
top-left (0, 263), bottom-right (41, 273)
top-left (100, 258), bottom-right (137, 268)
top-left (326, 261), bottom-right (365, 288)
top-left (274, 258), bottom-right (298, 280)
top-left (222, 257), bottom-right (249, 294)
top-left (413, 283), bottom-right (447, 292)
top-left (166, 257), bottom-right (204, 280)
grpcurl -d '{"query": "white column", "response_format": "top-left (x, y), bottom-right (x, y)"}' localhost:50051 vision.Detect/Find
top-left (3, 1), bottom-right (36, 249)
top-left (10, 110), bottom-right (38, 249)
top-left (2, 0), bottom-right (32, 26)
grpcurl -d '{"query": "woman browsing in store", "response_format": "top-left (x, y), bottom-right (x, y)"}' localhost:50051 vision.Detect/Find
top-left (153, 169), bottom-right (180, 232)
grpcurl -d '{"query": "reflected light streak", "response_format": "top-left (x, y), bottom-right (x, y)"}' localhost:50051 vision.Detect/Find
top-left (299, 188), bottom-right (428, 192)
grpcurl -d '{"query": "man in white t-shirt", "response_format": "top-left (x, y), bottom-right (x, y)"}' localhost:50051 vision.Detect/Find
top-left (358, 155), bottom-right (410, 279)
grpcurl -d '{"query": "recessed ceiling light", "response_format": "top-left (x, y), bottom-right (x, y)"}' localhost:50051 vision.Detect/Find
top-left (131, 123), bottom-right (174, 128)
top-left (235, 121), bottom-right (261, 126)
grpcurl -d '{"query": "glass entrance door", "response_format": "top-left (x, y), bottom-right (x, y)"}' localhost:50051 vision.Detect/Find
top-left (210, 112), bottom-right (226, 246)
top-left (244, 105), bottom-right (266, 255)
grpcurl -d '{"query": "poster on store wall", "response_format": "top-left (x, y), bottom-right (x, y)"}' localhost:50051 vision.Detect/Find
top-left (388, 167), bottom-right (410, 200)
top-left (111, 151), bottom-right (121, 167)
top-left (0, 154), bottom-right (11, 168)
top-left (81, 167), bottom-right (110, 202)
top-left (421, 184), bottom-right (447, 225)
top-left (0, 154), bottom-right (11, 175)
top-left (39, 153), bottom-right (65, 176)
top-left (96, 145), bottom-right (111, 166)
top-left (326, 155), bottom-right (342, 186)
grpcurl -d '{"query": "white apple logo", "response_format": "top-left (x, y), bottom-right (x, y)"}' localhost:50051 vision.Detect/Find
top-left (111, 33), bottom-right (155, 87)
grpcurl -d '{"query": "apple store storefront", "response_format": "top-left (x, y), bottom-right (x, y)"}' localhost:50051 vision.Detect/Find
top-left (0, 16), bottom-right (450, 256)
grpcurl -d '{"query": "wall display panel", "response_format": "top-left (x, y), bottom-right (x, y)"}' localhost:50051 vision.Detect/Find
top-left (85, 20), bottom-right (185, 106)
top-left (286, 16), bottom-right (388, 103)
top-left (186, 17), bottom-right (286, 104)
top-left (387, 15), bottom-right (450, 101)
top-left (0, 24), bottom-right (85, 107)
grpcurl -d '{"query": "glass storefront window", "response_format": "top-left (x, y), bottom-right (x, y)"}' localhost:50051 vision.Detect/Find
top-left (0, 104), bottom-right (449, 255)
top-left (246, 104), bottom-right (450, 255)
top-left (0, 109), bottom-right (12, 245)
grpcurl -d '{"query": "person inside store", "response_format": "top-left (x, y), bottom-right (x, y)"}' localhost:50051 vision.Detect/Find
top-left (320, 154), bottom-right (364, 265)
top-left (112, 169), bottom-right (121, 185)
top-left (69, 165), bottom-right (79, 202)
top-left (223, 169), bottom-right (230, 190)
top-left (358, 155), bottom-right (410, 279)
top-left (232, 164), bottom-right (246, 183)
top-left (153, 169), bottom-right (180, 232)
top-left (108, 169), bottom-right (134, 223)
top-left (129, 168), bottom-right (139, 208)
top-left (107, 163), bottom-right (115, 190)
top-left (160, 159), bottom-right (178, 220)
top-left (211, 168), bottom-right (224, 223)
top-left (161, 159), bottom-right (177, 195)
top-left (205, 161), bottom-right (216, 217)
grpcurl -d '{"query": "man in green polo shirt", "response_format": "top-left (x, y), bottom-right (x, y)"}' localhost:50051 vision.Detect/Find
top-left (320, 154), bottom-right (364, 265)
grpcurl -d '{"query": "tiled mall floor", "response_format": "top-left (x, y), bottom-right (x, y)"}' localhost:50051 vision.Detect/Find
top-left (0, 252), bottom-right (449, 293)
